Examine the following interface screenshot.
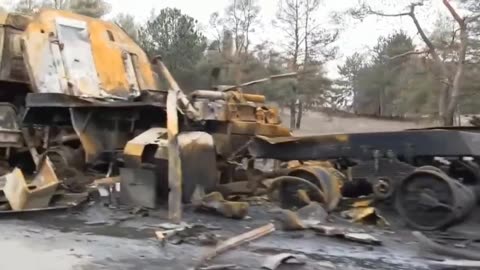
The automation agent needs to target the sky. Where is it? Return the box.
[106,0,401,51]
[1,0,451,77]
[106,0,450,77]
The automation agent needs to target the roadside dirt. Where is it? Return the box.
[280,111,433,135]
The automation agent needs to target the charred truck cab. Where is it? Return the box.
[18,9,168,172]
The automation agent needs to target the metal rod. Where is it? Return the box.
[152,56,200,120]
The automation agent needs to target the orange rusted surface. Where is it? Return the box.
[22,9,159,99]
[239,93,266,103]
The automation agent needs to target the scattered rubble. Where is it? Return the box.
[194,192,249,219]
[272,202,327,230]
[341,204,389,226]
[153,222,220,246]
[261,253,307,270]
[271,200,382,247]
[343,233,382,246]
[413,231,480,261]
[199,264,238,270]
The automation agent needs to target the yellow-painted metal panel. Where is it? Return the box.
[22,9,159,99]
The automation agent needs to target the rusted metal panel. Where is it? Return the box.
[55,17,101,97]
[177,132,217,202]
[190,89,284,134]
[3,158,59,210]
[123,127,168,166]
[121,128,169,208]
[241,93,266,103]
[193,99,228,121]
[122,129,217,208]
[0,12,31,83]
[0,104,22,148]
[251,129,480,161]
[22,9,159,100]
[119,167,158,209]
[230,121,291,137]
[287,165,343,211]
[69,109,100,163]
[69,108,140,164]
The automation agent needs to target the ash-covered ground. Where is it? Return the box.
[0,202,434,270]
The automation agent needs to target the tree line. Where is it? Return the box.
[4,0,480,128]
[336,0,480,126]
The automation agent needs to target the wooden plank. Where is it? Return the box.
[197,223,275,267]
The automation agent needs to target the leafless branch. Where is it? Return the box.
[449,28,461,48]
[443,0,465,27]
[368,2,423,18]
[368,9,411,17]
[444,0,469,120]
[466,14,480,24]
[387,50,429,60]
[409,9,436,55]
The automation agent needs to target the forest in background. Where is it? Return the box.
[3,0,480,128]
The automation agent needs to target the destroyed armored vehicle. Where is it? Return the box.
[0,9,294,211]
[1,9,480,232]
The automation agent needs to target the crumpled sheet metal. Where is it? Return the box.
[268,165,344,212]
[288,165,344,212]
[273,202,327,231]
[3,157,59,210]
[274,207,382,246]
[341,206,390,227]
[194,192,249,219]
[123,127,168,166]
[22,9,159,100]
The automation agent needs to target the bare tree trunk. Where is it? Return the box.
[54,0,67,9]
[369,3,456,125]
[409,7,452,124]
[438,84,450,123]
[444,0,468,127]
[290,0,300,130]
[379,89,384,116]
[297,0,310,131]
[290,99,296,130]
[295,99,303,129]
